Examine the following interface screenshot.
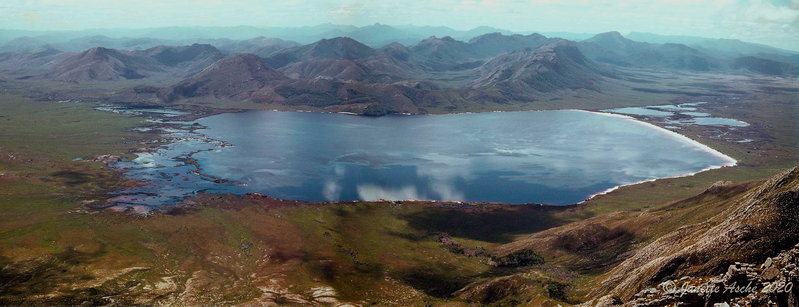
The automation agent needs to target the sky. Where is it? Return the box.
[2,0,798,50]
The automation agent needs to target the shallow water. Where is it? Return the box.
[110,110,737,208]
[685,117,749,127]
[603,102,748,128]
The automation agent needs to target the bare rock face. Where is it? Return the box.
[619,244,799,306]
[587,167,799,304]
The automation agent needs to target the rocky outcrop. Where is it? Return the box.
[92,154,123,164]
[603,243,799,306]
[587,167,799,303]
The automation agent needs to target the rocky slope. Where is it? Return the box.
[581,166,799,305]
[617,244,799,306]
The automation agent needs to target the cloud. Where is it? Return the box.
[714,0,799,48]
[356,184,422,201]
[322,180,342,201]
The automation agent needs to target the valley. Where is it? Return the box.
[0,24,797,306]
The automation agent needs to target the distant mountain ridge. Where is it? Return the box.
[263,37,376,68]
[578,31,716,71]
[626,31,798,58]
[577,31,799,75]
[0,24,517,50]
[151,37,609,114]
[1,30,796,114]
[46,47,159,82]
[31,44,224,82]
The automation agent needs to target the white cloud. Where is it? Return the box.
[356,184,422,201]
[322,180,342,201]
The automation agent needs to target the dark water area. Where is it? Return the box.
[110,109,736,210]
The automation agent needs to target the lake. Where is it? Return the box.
[112,109,736,209]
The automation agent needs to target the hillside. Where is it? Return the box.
[157,54,288,102]
[626,32,799,59]
[732,56,799,76]
[46,47,162,82]
[467,32,555,58]
[141,44,222,67]
[589,166,799,304]
[578,31,716,71]
[469,40,606,93]
[263,37,376,68]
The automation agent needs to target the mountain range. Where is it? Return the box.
[0,23,514,50]
[0,29,796,114]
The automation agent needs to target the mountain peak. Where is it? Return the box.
[470,40,602,92]
[418,36,464,47]
[585,31,629,43]
[82,46,116,56]
[470,32,503,41]
[311,37,373,51]
[467,32,554,57]
[316,36,363,45]
[47,46,154,82]
[421,36,456,43]
[159,54,287,102]
[600,31,624,37]
[583,31,639,51]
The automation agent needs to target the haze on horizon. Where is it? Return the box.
[2,0,798,51]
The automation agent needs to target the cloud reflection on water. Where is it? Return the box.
[118,110,736,206]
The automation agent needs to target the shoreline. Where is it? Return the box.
[574,109,739,203]
[102,105,743,209]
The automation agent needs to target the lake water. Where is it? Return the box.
[111,110,736,209]
[602,102,749,128]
